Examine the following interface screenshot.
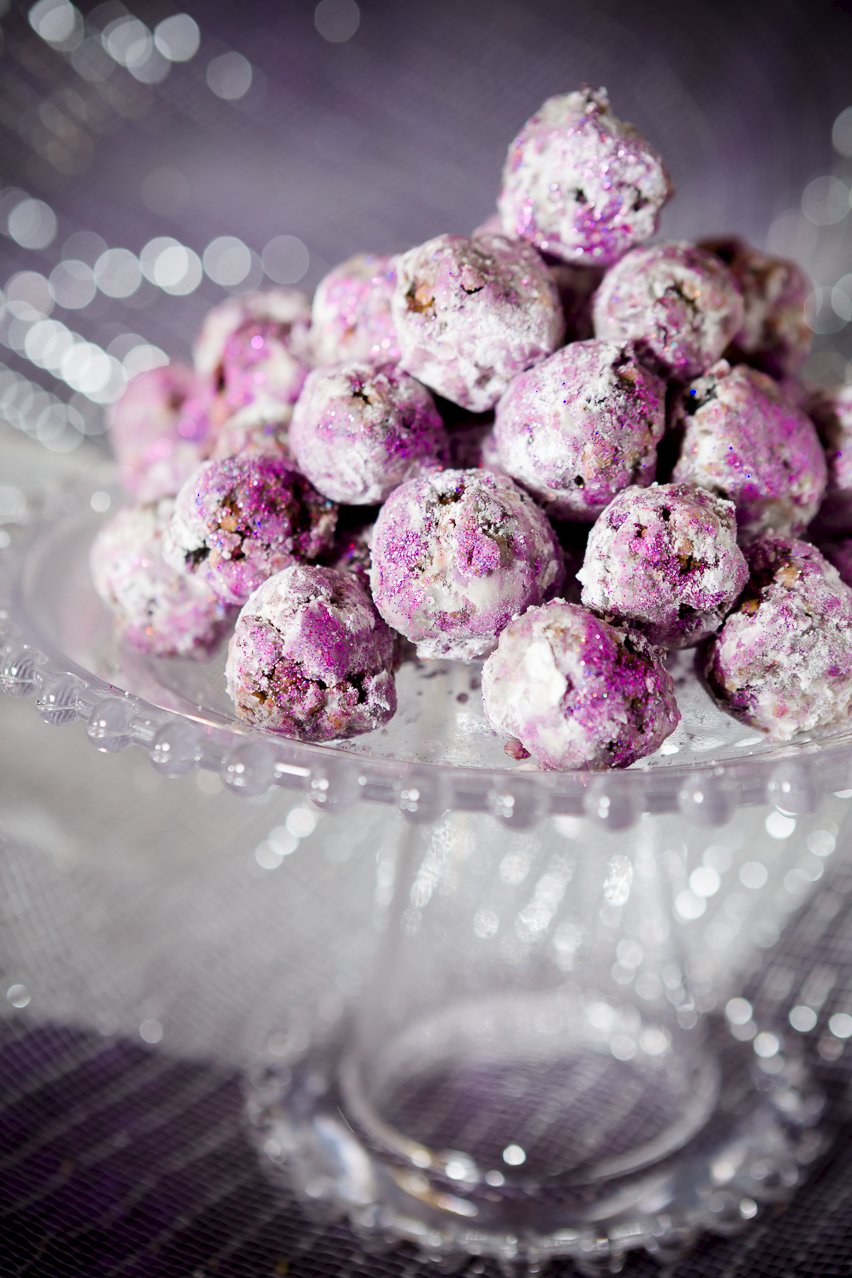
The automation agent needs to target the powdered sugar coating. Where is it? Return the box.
[482,601,680,770]
[164,455,336,606]
[91,500,230,657]
[289,362,449,505]
[672,362,827,537]
[226,565,396,740]
[807,384,852,531]
[311,253,400,366]
[193,288,311,383]
[109,364,213,501]
[578,483,748,648]
[498,88,671,266]
[494,340,665,520]
[593,242,745,380]
[703,536,852,740]
[700,237,811,379]
[391,233,565,412]
[220,319,308,416]
[370,468,564,661]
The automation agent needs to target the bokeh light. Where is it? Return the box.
[203,235,254,286]
[262,235,310,285]
[314,0,361,43]
[832,105,852,157]
[28,0,83,50]
[206,51,253,101]
[93,248,142,299]
[801,174,849,226]
[49,259,97,310]
[7,198,58,250]
[153,13,200,62]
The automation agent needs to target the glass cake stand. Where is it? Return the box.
[1,485,848,1275]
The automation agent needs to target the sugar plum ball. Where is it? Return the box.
[220,319,308,417]
[494,340,666,521]
[91,500,230,657]
[703,536,852,740]
[498,87,671,266]
[311,253,400,366]
[193,288,311,384]
[806,383,852,531]
[482,601,680,770]
[164,454,336,606]
[370,468,564,661]
[109,364,214,501]
[289,362,448,504]
[672,362,827,537]
[592,241,744,380]
[699,237,811,379]
[578,483,748,648]
[391,232,564,412]
[226,564,397,740]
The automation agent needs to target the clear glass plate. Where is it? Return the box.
[4,494,852,823]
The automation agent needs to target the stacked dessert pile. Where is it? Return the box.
[91,88,852,769]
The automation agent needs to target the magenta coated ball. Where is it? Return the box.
[699,237,811,380]
[289,362,448,505]
[193,288,311,383]
[807,383,852,532]
[498,87,672,266]
[91,500,231,657]
[311,252,400,366]
[593,241,745,380]
[703,537,852,740]
[391,232,564,412]
[494,340,666,521]
[370,468,564,661]
[109,363,213,502]
[220,319,309,416]
[672,362,827,537]
[482,601,680,770]
[208,402,293,462]
[226,564,397,740]
[578,483,748,648]
[164,454,337,606]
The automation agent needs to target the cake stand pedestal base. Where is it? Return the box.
[246,1014,824,1275]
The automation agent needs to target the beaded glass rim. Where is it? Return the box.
[2,480,852,827]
